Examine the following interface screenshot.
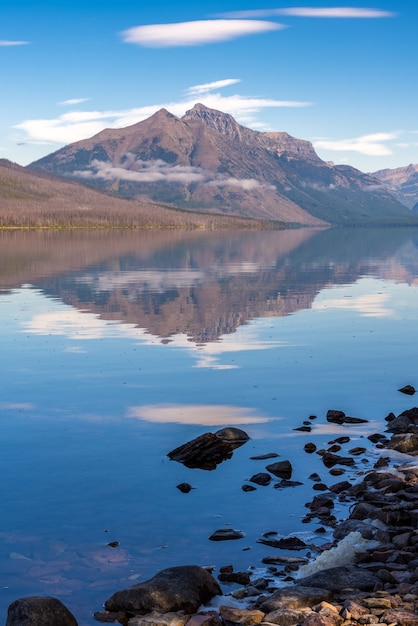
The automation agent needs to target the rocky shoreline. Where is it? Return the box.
[6,397,418,626]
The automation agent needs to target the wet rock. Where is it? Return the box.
[257,536,308,550]
[328,468,345,476]
[94,610,128,624]
[274,480,303,489]
[348,447,366,456]
[215,428,250,444]
[261,556,309,566]
[322,453,355,468]
[168,433,237,470]
[104,566,221,615]
[262,607,313,625]
[6,596,78,626]
[176,483,193,493]
[297,565,379,592]
[258,586,333,612]
[387,433,418,454]
[333,519,377,540]
[326,410,346,424]
[249,453,279,461]
[219,606,265,626]
[328,480,351,494]
[333,437,350,444]
[249,473,272,486]
[294,426,312,432]
[312,484,328,491]
[242,484,257,492]
[266,460,292,480]
[398,385,416,396]
[209,529,245,541]
[304,443,317,453]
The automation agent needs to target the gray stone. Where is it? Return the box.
[105,566,221,615]
[258,586,333,612]
[296,565,379,592]
[6,596,78,626]
[262,608,312,625]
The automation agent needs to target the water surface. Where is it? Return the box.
[1,227,418,624]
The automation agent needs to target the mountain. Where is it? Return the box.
[28,104,416,227]
[0,158,264,229]
[372,164,418,212]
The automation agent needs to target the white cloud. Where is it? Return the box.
[14,80,311,147]
[126,403,272,426]
[121,19,283,48]
[219,8,395,19]
[186,79,241,96]
[0,40,29,46]
[314,132,398,156]
[74,158,275,192]
[58,98,91,106]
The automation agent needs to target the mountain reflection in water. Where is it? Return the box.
[1,227,417,344]
[1,227,418,626]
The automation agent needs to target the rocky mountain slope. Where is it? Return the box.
[372,163,418,211]
[29,104,415,226]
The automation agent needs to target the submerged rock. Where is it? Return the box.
[104,565,221,615]
[6,596,78,626]
[209,529,245,541]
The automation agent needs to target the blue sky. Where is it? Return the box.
[1,1,417,173]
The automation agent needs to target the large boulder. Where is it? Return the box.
[104,565,221,615]
[168,429,248,470]
[6,596,78,626]
[296,565,378,593]
[258,586,333,612]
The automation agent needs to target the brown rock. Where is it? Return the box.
[380,609,418,625]
[299,614,339,626]
[258,586,333,612]
[129,612,189,626]
[219,606,265,626]
[104,566,221,615]
[6,596,78,626]
[262,608,313,625]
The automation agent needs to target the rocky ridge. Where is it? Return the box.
[28,104,415,226]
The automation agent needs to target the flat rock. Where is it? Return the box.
[296,565,379,592]
[6,596,78,626]
[209,529,245,541]
[257,536,307,550]
[215,428,250,443]
[104,566,221,615]
[322,453,354,468]
[258,586,333,612]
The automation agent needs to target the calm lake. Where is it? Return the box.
[1,227,418,624]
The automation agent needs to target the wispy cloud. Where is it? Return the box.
[219,7,396,19]
[58,98,91,106]
[186,79,241,96]
[121,19,283,48]
[0,40,30,46]
[14,80,312,147]
[314,132,399,156]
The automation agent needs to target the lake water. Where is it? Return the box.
[1,227,418,624]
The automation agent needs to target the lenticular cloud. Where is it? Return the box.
[121,19,282,47]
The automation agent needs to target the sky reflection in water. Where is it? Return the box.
[1,228,418,625]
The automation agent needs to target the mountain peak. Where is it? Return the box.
[182,103,245,140]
